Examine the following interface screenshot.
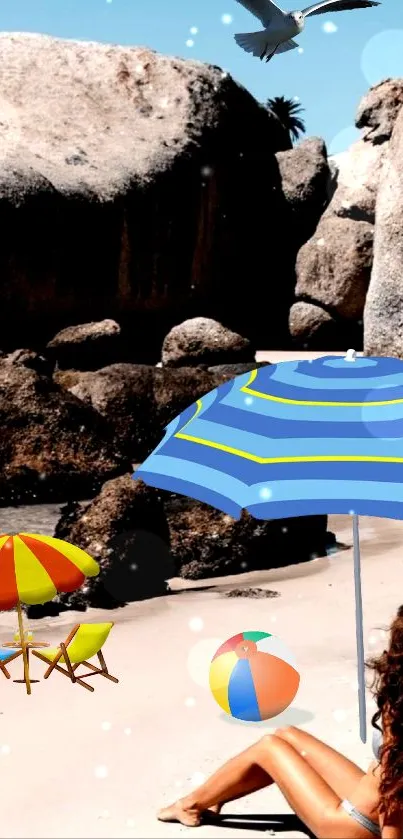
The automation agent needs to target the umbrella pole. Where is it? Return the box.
[352,514,366,743]
[16,600,31,696]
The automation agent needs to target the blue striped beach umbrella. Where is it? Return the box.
[134,350,403,742]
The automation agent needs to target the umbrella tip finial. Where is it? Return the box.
[345,349,357,363]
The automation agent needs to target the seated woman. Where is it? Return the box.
[158,605,403,838]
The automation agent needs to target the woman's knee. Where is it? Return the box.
[255,728,297,749]
[273,725,298,740]
[257,733,282,752]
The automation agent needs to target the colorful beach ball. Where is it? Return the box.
[209,631,300,722]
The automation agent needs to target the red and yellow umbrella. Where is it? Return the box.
[0,533,99,693]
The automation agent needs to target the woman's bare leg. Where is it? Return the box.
[158,725,366,825]
[275,726,364,799]
[158,739,275,826]
[158,733,368,837]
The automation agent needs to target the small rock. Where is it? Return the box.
[223,587,280,598]
[288,301,353,349]
[161,317,254,368]
[47,319,122,371]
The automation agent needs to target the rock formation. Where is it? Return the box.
[289,78,403,349]
[0,32,292,357]
[54,350,264,463]
[2,36,402,614]
[364,106,403,355]
[24,474,330,616]
[0,361,128,504]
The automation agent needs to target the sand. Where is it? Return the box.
[0,348,396,839]
[0,512,400,838]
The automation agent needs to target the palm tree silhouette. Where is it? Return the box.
[266,96,306,144]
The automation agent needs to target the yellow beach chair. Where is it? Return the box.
[32,622,118,692]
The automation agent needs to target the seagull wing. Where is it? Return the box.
[301,0,380,17]
[234,0,286,25]
[275,37,300,52]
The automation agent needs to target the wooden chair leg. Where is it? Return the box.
[78,657,119,683]
[60,644,76,683]
[98,651,119,683]
[32,649,65,679]
[0,663,11,679]
[74,677,95,692]
[44,651,64,679]
[98,651,108,672]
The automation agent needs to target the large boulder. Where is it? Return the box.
[356,78,403,144]
[33,476,330,616]
[208,360,268,384]
[0,32,292,356]
[364,107,403,356]
[275,137,332,247]
[56,363,216,461]
[161,317,254,367]
[0,361,128,505]
[28,475,172,617]
[328,80,403,224]
[152,365,223,434]
[294,216,374,321]
[55,360,262,461]
[290,80,403,350]
[329,140,387,224]
[46,319,123,370]
[158,495,330,580]
[62,363,157,461]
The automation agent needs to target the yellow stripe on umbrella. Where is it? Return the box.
[19,534,100,593]
[0,533,99,695]
[12,536,58,605]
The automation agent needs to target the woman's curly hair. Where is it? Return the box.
[366,604,403,819]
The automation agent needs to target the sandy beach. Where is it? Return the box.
[0,510,400,839]
[0,349,396,839]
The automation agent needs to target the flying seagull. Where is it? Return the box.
[234,0,380,62]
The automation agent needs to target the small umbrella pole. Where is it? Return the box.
[16,600,31,696]
[352,514,366,743]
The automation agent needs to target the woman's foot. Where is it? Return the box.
[157,799,221,826]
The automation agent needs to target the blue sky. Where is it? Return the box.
[2,0,403,152]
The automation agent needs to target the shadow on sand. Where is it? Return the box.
[218,706,315,728]
[204,811,314,837]
[205,709,317,835]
